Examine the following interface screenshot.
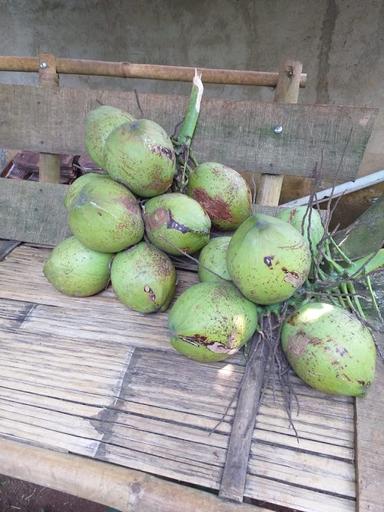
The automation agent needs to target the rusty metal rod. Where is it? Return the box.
[0,55,307,87]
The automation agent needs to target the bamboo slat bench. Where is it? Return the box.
[0,55,383,512]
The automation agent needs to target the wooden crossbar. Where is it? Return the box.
[0,84,376,179]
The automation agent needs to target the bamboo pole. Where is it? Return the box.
[38,53,61,183]
[256,59,303,206]
[0,55,307,87]
[0,438,269,512]
[0,55,37,72]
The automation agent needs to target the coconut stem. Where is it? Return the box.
[365,275,383,321]
[329,235,353,265]
[177,69,204,146]
[172,70,204,192]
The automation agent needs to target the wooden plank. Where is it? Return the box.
[0,179,69,244]
[0,239,21,260]
[0,179,316,246]
[0,298,36,329]
[219,338,269,501]
[0,83,376,179]
[355,354,384,511]
[248,443,355,497]
[38,52,61,183]
[256,174,284,206]
[245,476,354,512]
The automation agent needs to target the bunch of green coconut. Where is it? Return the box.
[44,77,380,399]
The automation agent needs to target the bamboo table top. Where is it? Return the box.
[0,245,358,511]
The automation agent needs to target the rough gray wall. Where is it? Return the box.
[0,0,383,173]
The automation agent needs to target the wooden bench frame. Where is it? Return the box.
[0,54,382,512]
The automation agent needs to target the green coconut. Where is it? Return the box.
[144,193,211,255]
[227,214,311,305]
[198,236,231,283]
[168,282,258,362]
[187,162,252,230]
[64,173,104,210]
[43,237,112,297]
[65,175,144,253]
[277,206,324,253]
[104,119,176,197]
[111,242,176,313]
[281,302,376,396]
[85,105,135,168]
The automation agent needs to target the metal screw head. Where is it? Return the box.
[273,125,283,135]
[39,62,48,69]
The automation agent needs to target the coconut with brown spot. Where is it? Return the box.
[143,193,211,255]
[226,213,311,305]
[168,281,258,362]
[281,302,376,396]
[65,174,144,253]
[111,242,176,313]
[104,119,176,197]
[187,162,252,230]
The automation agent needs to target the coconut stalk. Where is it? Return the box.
[172,69,204,192]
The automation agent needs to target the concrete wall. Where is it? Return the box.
[1,0,383,174]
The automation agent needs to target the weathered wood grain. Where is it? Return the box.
[0,178,289,245]
[248,442,355,497]
[355,353,384,512]
[0,83,377,179]
[0,179,70,244]
[0,239,21,260]
[219,338,269,501]
[0,245,357,512]
[245,476,354,512]
[0,331,355,512]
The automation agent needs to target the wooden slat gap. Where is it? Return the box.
[0,239,22,261]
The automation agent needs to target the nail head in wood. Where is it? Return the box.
[273,125,283,135]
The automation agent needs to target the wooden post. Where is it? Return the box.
[38,53,60,183]
[256,59,303,206]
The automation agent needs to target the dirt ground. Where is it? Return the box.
[0,474,107,512]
